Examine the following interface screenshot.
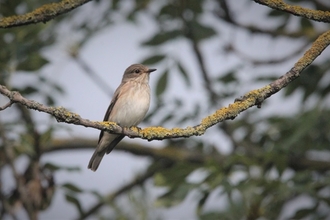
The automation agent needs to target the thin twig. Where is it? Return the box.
[72,55,113,97]
[0,101,13,111]
[227,41,311,65]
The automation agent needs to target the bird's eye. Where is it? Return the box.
[134,69,140,74]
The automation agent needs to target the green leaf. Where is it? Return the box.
[65,194,83,215]
[177,62,191,87]
[142,30,181,46]
[43,163,81,172]
[17,53,49,71]
[159,113,174,124]
[159,4,180,19]
[45,95,56,105]
[156,70,168,97]
[62,183,83,193]
[156,183,195,207]
[40,127,53,144]
[217,71,237,84]
[268,10,285,17]
[141,54,165,65]
[20,86,38,95]
[197,191,210,215]
[290,207,315,219]
[300,18,313,30]
[189,21,216,41]
[89,190,103,200]
[154,173,167,187]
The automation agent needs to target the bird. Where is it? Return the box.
[88,64,156,171]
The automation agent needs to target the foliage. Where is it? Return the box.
[1,0,330,219]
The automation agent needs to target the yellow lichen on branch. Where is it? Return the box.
[254,0,330,23]
[0,0,92,28]
[0,27,330,141]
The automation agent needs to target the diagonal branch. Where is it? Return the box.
[0,30,329,141]
[0,100,13,110]
[0,0,92,28]
[254,0,330,23]
[77,160,173,219]
[215,0,323,39]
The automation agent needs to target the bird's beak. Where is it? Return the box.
[147,68,157,73]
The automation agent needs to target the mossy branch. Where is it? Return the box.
[0,30,330,140]
[254,0,330,23]
[0,0,92,28]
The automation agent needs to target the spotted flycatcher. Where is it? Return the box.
[88,64,156,171]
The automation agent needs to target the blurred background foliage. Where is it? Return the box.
[1,0,330,219]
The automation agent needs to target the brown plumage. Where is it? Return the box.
[88,64,156,171]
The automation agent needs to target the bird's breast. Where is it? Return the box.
[110,83,150,127]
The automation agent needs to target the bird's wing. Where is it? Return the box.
[97,87,121,143]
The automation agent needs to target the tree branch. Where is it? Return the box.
[0,123,37,220]
[78,160,173,219]
[254,0,330,23]
[43,138,330,172]
[0,100,13,110]
[0,0,92,28]
[215,0,318,39]
[183,19,218,102]
[0,30,329,140]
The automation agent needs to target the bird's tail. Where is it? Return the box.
[88,149,106,172]
[88,135,125,171]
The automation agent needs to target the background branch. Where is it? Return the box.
[0,0,92,28]
[78,160,173,219]
[254,0,330,23]
[44,138,330,172]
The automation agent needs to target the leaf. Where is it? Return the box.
[65,194,83,215]
[197,191,210,215]
[290,207,315,219]
[89,190,103,200]
[141,54,165,65]
[154,173,167,187]
[268,10,285,17]
[52,83,65,94]
[156,183,195,207]
[17,52,49,71]
[20,86,38,95]
[177,62,191,87]
[156,70,168,97]
[142,30,181,46]
[43,163,81,172]
[159,4,180,19]
[40,127,53,144]
[45,95,55,106]
[62,183,83,193]
[189,20,216,41]
[159,113,174,125]
[217,71,237,84]
[300,18,313,30]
